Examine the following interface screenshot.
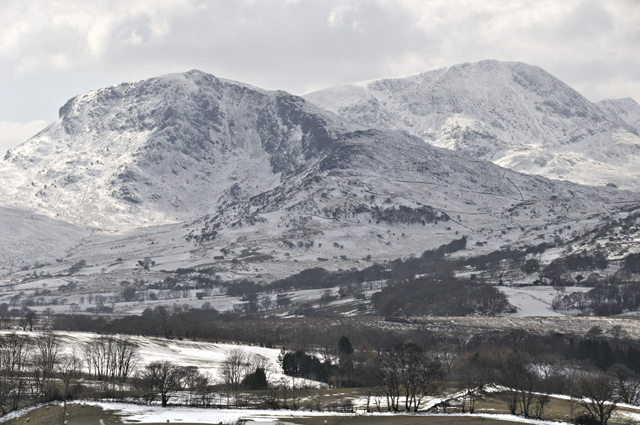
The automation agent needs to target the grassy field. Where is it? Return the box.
[280,417,548,425]
[2,404,123,425]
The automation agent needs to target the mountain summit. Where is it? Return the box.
[0,70,347,228]
[304,60,640,190]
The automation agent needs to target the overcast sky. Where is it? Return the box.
[1,0,639,152]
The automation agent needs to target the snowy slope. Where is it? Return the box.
[0,206,88,276]
[304,60,640,190]
[597,97,640,134]
[0,70,346,230]
[0,69,638,286]
[0,331,319,388]
[184,125,635,282]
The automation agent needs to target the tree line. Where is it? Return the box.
[1,322,638,424]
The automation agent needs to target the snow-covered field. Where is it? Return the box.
[72,402,577,424]
[0,399,582,424]
[76,402,349,424]
[498,285,592,317]
[0,330,323,389]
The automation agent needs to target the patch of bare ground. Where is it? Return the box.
[409,316,640,338]
[281,416,544,425]
[2,404,122,425]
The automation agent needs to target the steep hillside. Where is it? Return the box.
[598,97,640,134]
[184,125,634,283]
[304,60,640,190]
[0,70,347,229]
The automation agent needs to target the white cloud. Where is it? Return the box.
[0,121,48,154]
[0,0,638,122]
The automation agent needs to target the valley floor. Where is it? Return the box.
[9,397,640,425]
[0,401,577,425]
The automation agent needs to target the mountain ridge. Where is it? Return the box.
[304,60,640,190]
[0,66,638,282]
[597,97,640,134]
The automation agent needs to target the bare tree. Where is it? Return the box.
[154,305,179,339]
[83,335,139,383]
[30,330,60,401]
[289,376,304,410]
[0,332,30,413]
[19,308,37,331]
[82,336,112,381]
[375,350,401,412]
[395,342,443,412]
[136,361,187,407]
[57,351,81,422]
[531,394,551,420]
[577,375,620,425]
[374,343,444,412]
[0,332,30,373]
[0,378,13,415]
[248,353,272,383]
[259,296,272,312]
[112,335,139,383]
[219,349,248,393]
[0,372,27,415]
[609,363,640,406]
[456,352,493,413]
[182,366,211,407]
[500,350,538,418]
[518,371,537,419]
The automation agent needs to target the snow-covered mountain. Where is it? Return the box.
[0,206,88,276]
[597,97,640,134]
[0,68,638,281]
[304,60,640,190]
[0,70,347,229]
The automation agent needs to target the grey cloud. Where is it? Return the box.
[560,0,613,39]
[0,0,638,129]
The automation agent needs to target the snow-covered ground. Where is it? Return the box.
[498,285,592,317]
[7,393,640,425]
[0,330,322,388]
[0,205,89,276]
[0,400,576,424]
[0,400,578,424]
[80,402,577,424]
[76,402,347,424]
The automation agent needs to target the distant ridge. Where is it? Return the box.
[304,60,640,190]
